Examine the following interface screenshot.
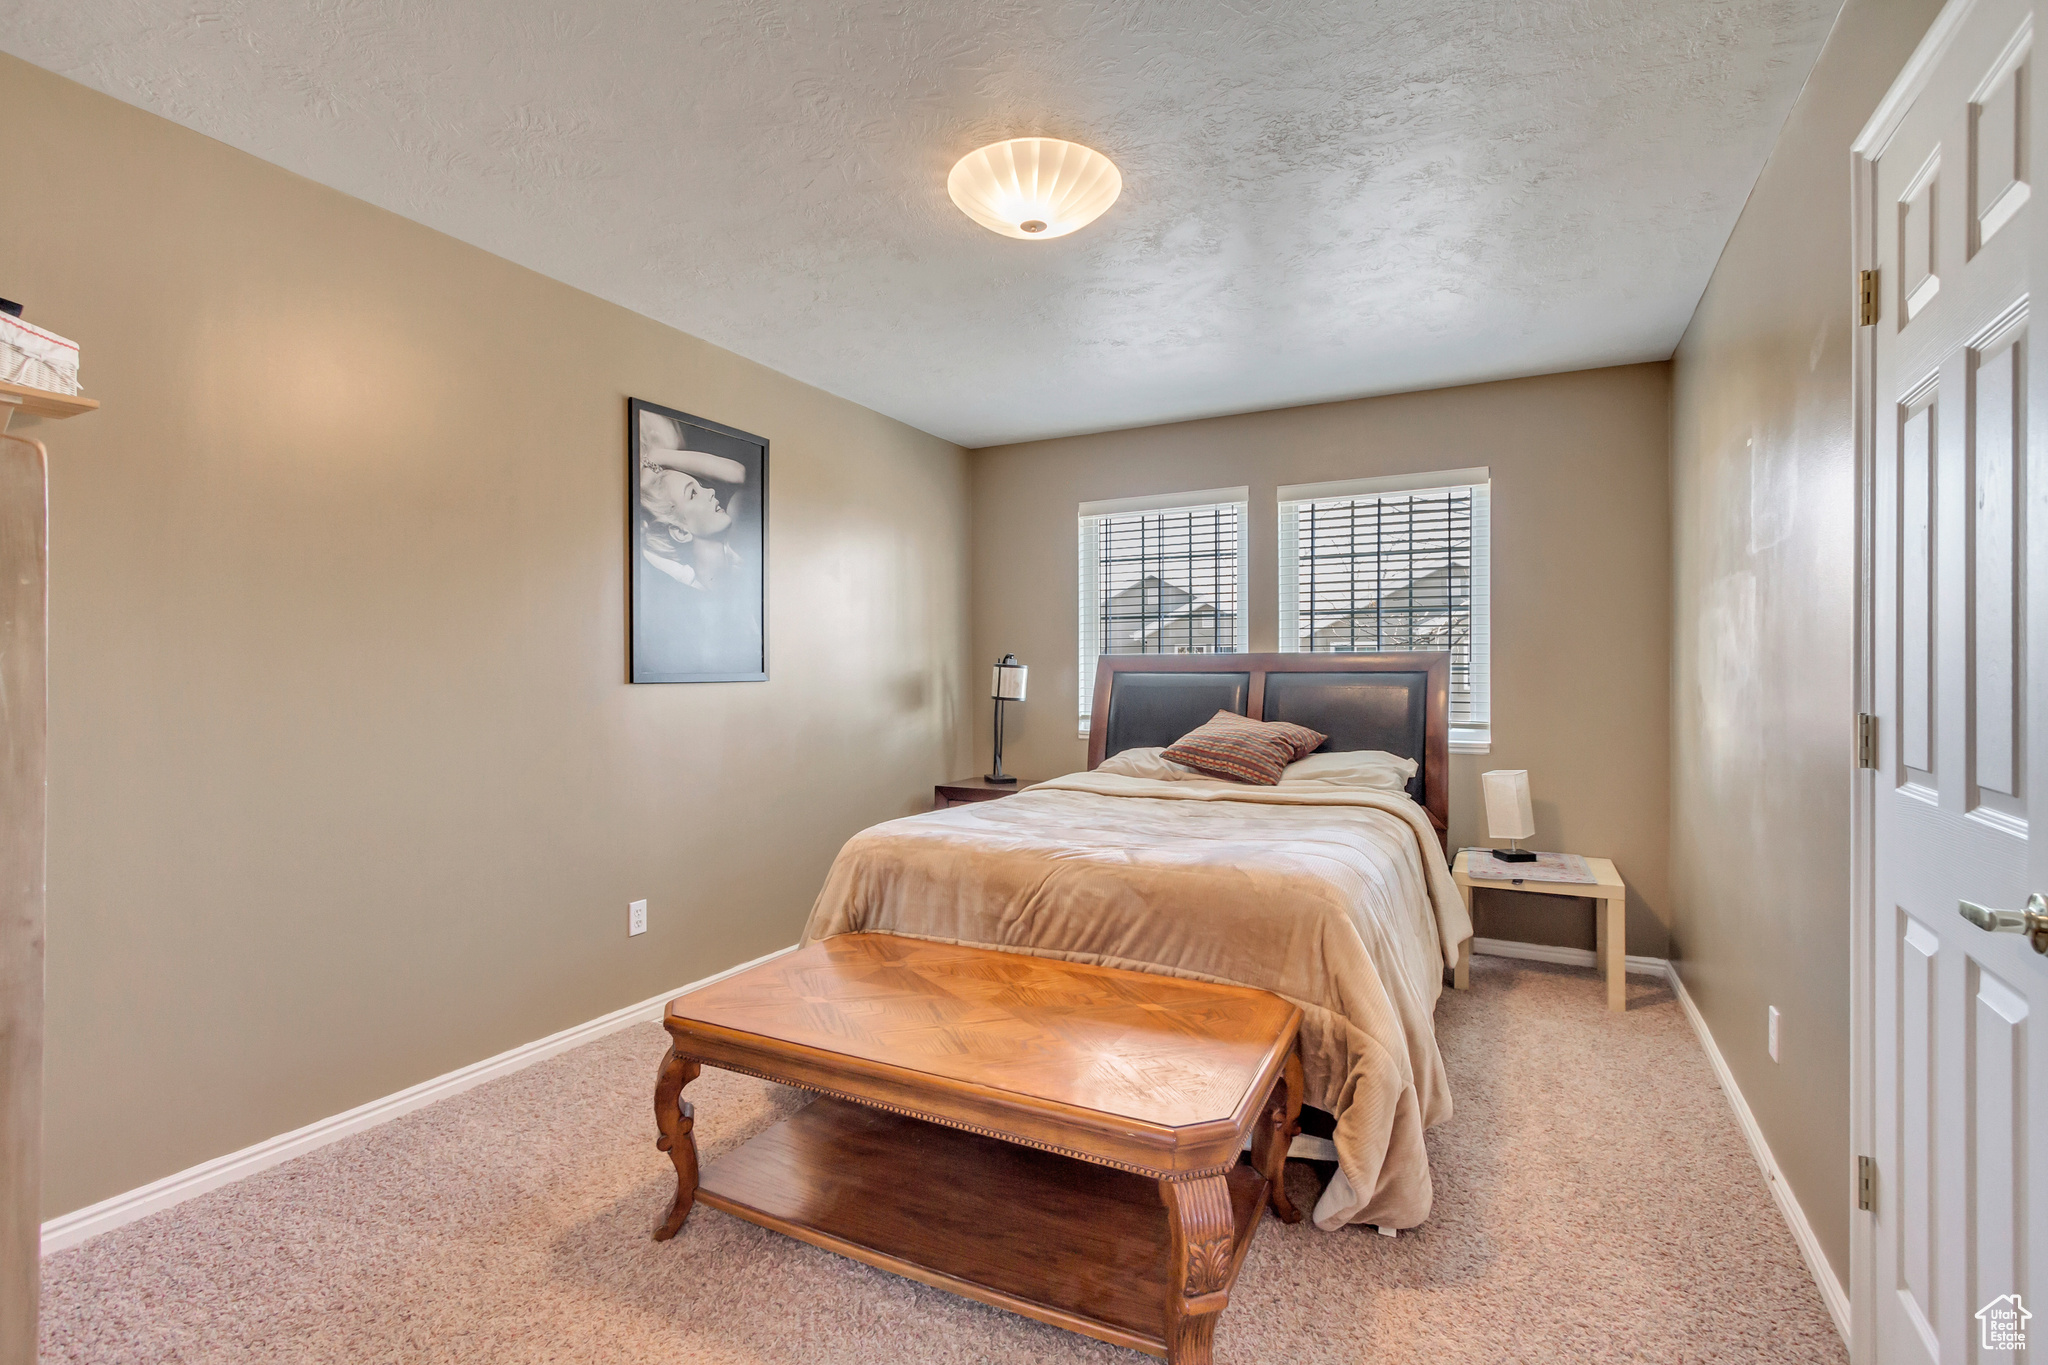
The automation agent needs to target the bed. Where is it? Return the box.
[800,651,1473,1231]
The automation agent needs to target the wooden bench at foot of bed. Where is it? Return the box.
[652,933,1306,1365]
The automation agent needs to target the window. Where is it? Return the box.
[1277,469,1491,751]
[1078,487,1249,731]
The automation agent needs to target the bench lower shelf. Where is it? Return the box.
[696,1097,1267,1358]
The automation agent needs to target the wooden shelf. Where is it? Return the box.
[696,1097,1266,1358]
[0,380,97,420]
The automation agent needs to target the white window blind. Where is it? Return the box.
[1277,469,1491,750]
[1078,488,1249,731]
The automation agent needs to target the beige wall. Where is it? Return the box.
[1668,0,1941,1285]
[970,363,1673,955]
[0,55,972,1219]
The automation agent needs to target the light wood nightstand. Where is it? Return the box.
[1452,849,1630,1012]
[933,777,1040,809]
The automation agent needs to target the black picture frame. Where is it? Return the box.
[628,398,769,683]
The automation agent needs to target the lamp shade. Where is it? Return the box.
[991,654,1028,701]
[947,138,1122,240]
[1481,770,1535,842]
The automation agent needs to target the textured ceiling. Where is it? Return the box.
[4,0,1840,446]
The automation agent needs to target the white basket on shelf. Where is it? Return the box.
[0,314,80,395]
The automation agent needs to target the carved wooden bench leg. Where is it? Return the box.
[653,1047,702,1241]
[1249,1050,1306,1224]
[1161,1174,1235,1364]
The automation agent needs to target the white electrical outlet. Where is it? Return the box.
[629,900,648,937]
[1768,1005,1780,1062]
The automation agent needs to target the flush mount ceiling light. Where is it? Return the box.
[946,137,1122,241]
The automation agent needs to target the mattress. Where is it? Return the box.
[800,769,1473,1230]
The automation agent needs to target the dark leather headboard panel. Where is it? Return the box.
[1086,652,1451,850]
[1100,672,1251,759]
[1261,670,1429,800]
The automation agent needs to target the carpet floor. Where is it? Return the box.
[39,956,1847,1363]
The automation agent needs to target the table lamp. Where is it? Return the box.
[1481,769,1536,862]
[986,654,1028,783]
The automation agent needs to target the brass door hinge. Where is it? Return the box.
[1857,1155,1877,1212]
[1857,713,1879,770]
[1859,269,1880,326]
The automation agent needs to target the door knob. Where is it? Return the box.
[1959,893,2048,954]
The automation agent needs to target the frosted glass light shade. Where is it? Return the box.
[947,138,1122,241]
[1481,770,1535,841]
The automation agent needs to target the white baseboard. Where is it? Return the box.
[1665,963,1852,1350]
[39,943,798,1256]
[1470,935,1668,977]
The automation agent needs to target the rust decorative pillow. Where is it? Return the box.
[1161,710,1328,785]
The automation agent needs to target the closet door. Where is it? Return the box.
[1868,1,2046,1360]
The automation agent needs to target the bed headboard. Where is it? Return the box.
[1086,652,1450,846]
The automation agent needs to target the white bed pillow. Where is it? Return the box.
[1279,748,1418,792]
[1094,746,1208,781]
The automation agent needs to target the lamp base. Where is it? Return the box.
[1491,847,1537,863]
[982,773,1019,785]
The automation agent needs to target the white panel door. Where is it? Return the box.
[1871,2,2046,1361]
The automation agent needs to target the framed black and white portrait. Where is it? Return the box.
[628,399,768,683]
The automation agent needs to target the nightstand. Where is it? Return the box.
[934,777,1041,809]
[1452,849,1630,1012]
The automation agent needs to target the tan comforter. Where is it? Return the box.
[799,770,1473,1231]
